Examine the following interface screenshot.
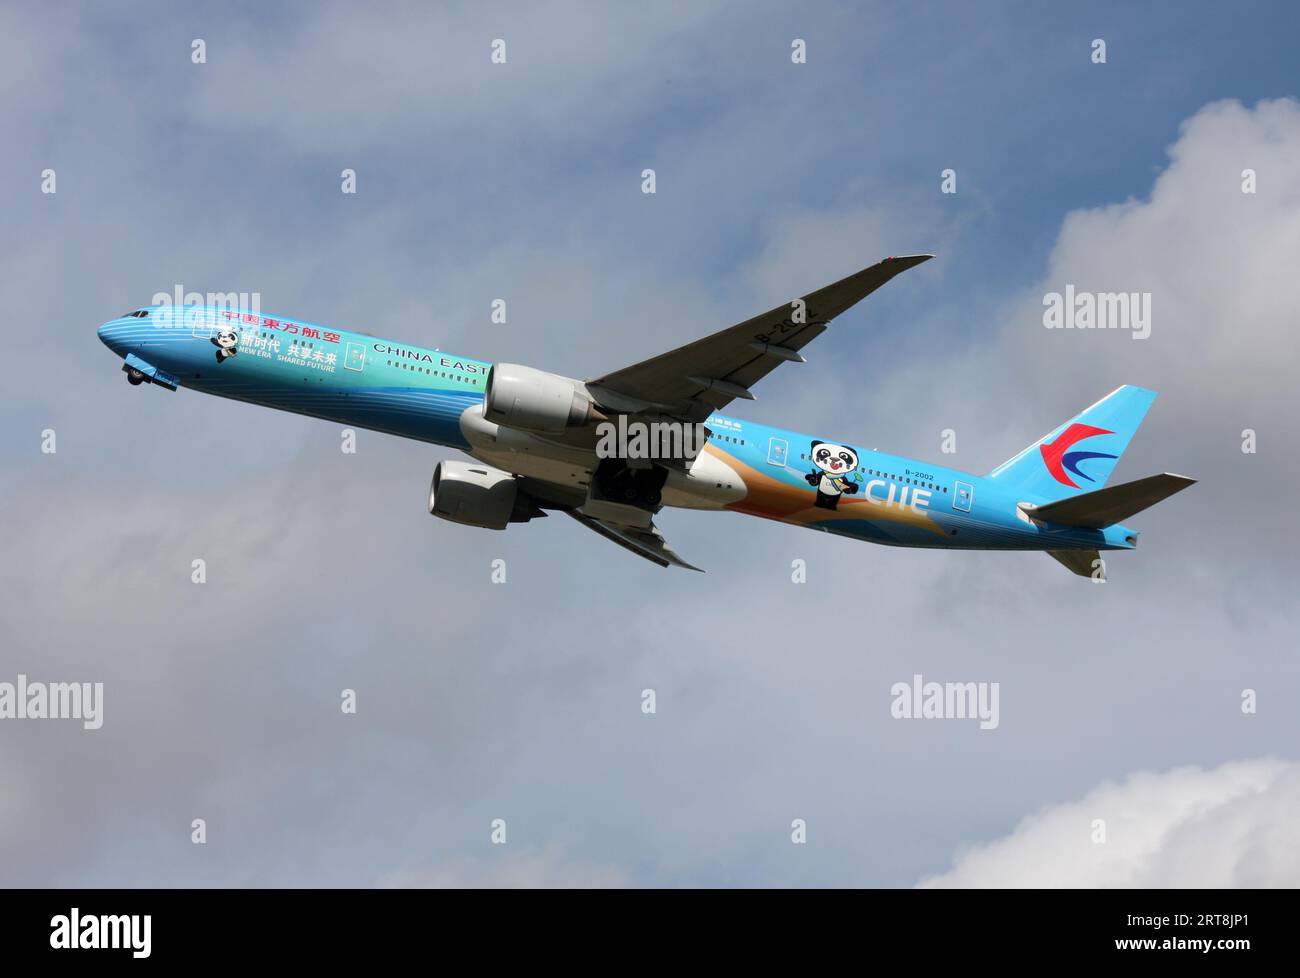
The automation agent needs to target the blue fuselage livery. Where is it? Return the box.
[101,309,490,448]
[98,261,1193,578]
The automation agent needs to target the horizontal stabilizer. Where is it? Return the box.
[1030,473,1196,529]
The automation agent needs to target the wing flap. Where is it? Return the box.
[567,511,703,571]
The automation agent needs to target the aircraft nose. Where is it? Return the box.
[97,318,129,355]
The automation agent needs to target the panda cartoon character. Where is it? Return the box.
[805,440,861,510]
[211,325,240,363]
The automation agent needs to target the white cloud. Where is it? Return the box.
[1018,98,1300,396]
[919,758,1300,888]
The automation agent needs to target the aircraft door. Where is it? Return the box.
[953,481,974,512]
[189,307,217,339]
[766,437,788,467]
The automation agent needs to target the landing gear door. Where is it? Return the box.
[766,437,788,467]
[953,481,974,513]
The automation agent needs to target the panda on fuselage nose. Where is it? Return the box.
[212,325,239,363]
[804,440,860,510]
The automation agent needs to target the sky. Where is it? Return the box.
[1,1,1297,887]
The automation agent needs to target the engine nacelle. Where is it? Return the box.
[483,363,597,433]
[428,460,544,530]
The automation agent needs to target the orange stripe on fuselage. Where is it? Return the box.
[702,444,947,537]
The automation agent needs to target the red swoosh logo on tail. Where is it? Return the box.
[1040,424,1113,488]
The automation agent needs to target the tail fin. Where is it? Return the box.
[988,385,1157,500]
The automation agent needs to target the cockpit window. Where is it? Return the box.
[122,310,150,318]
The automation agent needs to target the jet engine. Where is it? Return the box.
[483,364,598,433]
[428,460,545,530]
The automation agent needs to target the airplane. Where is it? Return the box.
[97,255,1194,578]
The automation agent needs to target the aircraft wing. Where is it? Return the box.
[587,255,932,419]
[566,510,704,572]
